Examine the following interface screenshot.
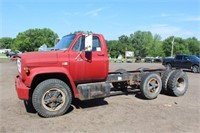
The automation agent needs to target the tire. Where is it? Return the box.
[32,79,72,118]
[140,73,162,99]
[112,69,128,90]
[166,63,172,70]
[161,70,175,91]
[167,70,188,96]
[191,65,199,73]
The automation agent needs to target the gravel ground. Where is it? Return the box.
[0,61,199,133]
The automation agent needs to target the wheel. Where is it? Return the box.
[112,69,128,90]
[32,79,72,117]
[140,73,162,99]
[167,70,188,96]
[165,63,172,70]
[161,70,175,91]
[191,65,199,73]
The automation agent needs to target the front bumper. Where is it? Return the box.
[15,75,30,100]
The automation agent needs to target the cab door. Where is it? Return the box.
[182,55,192,69]
[69,35,108,83]
[174,55,183,68]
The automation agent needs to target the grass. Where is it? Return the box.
[0,53,6,56]
[0,53,10,62]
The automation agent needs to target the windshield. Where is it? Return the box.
[190,55,200,60]
[54,34,76,50]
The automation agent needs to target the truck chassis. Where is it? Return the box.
[29,68,188,117]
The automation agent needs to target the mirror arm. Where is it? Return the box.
[75,50,84,60]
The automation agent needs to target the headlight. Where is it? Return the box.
[17,58,21,73]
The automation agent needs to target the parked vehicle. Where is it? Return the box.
[144,57,154,63]
[6,50,22,57]
[5,51,16,57]
[144,56,162,63]
[125,51,134,63]
[135,56,142,63]
[15,33,189,117]
[154,57,163,63]
[162,55,200,73]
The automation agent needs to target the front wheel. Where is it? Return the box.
[165,63,172,70]
[32,79,72,118]
[140,73,162,99]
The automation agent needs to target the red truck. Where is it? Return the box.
[15,33,189,117]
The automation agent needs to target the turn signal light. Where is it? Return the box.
[24,67,30,74]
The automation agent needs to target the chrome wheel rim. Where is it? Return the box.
[147,78,160,94]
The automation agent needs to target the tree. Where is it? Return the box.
[173,37,190,55]
[148,34,164,57]
[162,36,174,56]
[0,37,13,49]
[118,35,129,44]
[186,37,200,56]
[117,35,130,57]
[107,40,119,58]
[13,28,58,52]
[162,36,192,57]
[130,31,153,57]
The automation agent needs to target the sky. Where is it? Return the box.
[1,0,200,40]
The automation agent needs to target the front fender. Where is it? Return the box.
[24,67,79,98]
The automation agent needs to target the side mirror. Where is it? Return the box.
[84,34,93,52]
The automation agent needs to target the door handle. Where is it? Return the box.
[97,53,104,56]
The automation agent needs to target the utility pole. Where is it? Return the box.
[171,37,175,57]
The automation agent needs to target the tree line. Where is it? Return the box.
[0,28,58,52]
[107,31,200,58]
[0,28,199,57]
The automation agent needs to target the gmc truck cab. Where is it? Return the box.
[15,33,189,117]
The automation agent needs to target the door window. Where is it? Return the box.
[72,36,101,52]
[184,56,189,60]
[176,55,182,60]
[92,36,101,51]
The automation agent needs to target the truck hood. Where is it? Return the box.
[21,51,58,67]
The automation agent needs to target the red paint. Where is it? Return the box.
[15,33,109,100]
[15,75,30,100]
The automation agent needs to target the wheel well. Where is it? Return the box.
[30,73,73,98]
[192,64,199,67]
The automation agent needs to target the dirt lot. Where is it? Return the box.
[0,61,199,133]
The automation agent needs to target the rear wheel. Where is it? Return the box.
[167,70,188,96]
[161,70,175,91]
[32,79,72,117]
[140,73,162,99]
[191,65,199,73]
